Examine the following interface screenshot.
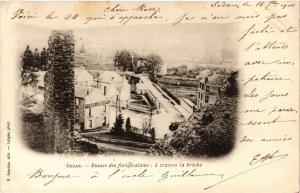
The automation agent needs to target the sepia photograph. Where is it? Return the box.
[1,1,299,193]
[19,23,239,157]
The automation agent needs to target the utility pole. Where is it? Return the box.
[95,72,100,88]
[118,87,122,113]
[115,95,118,122]
[118,93,121,113]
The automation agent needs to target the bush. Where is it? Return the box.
[111,114,124,135]
[169,122,180,132]
[125,117,131,133]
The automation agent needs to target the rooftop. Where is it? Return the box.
[75,66,93,81]
[89,70,124,83]
[206,73,226,86]
[75,86,109,104]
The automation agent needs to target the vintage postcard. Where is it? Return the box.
[0,1,299,193]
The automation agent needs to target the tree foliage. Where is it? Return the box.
[113,50,163,79]
[21,45,48,85]
[40,48,48,71]
[114,50,133,71]
[22,45,48,72]
[125,117,131,133]
[32,48,40,71]
[22,45,33,71]
[111,114,125,135]
[169,122,180,132]
[145,54,163,80]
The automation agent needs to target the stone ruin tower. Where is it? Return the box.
[44,30,75,153]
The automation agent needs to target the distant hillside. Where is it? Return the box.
[86,61,115,71]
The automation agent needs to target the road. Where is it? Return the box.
[138,75,189,138]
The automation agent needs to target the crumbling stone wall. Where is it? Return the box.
[44,30,75,153]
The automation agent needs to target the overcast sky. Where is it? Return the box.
[16,23,238,68]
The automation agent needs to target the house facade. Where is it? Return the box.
[75,87,110,131]
[196,73,225,109]
[91,70,131,108]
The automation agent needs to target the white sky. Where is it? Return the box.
[16,23,238,68]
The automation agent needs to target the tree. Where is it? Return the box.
[223,71,239,97]
[125,117,131,133]
[40,47,48,71]
[111,114,124,135]
[32,48,40,71]
[133,56,147,74]
[145,54,163,80]
[114,50,133,71]
[169,122,180,132]
[22,45,33,72]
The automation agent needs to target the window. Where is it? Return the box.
[75,107,79,115]
[104,86,107,96]
[103,117,106,126]
[205,96,209,103]
[75,98,79,105]
[206,86,210,92]
[104,105,106,113]
[88,108,92,117]
[200,93,203,100]
[89,120,92,128]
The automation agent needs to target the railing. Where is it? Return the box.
[180,98,195,114]
[161,87,181,105]
[128,103,151,114]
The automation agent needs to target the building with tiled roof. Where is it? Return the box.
[75,86,110,131]
[90,70,131,108]
[196,72,226,109]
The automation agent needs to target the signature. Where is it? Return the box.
[204,150,288,190]
[249,150,288,165]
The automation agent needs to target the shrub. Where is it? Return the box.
[125,117,131,133]
[169,122,180,132]
[111,114,124,135]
